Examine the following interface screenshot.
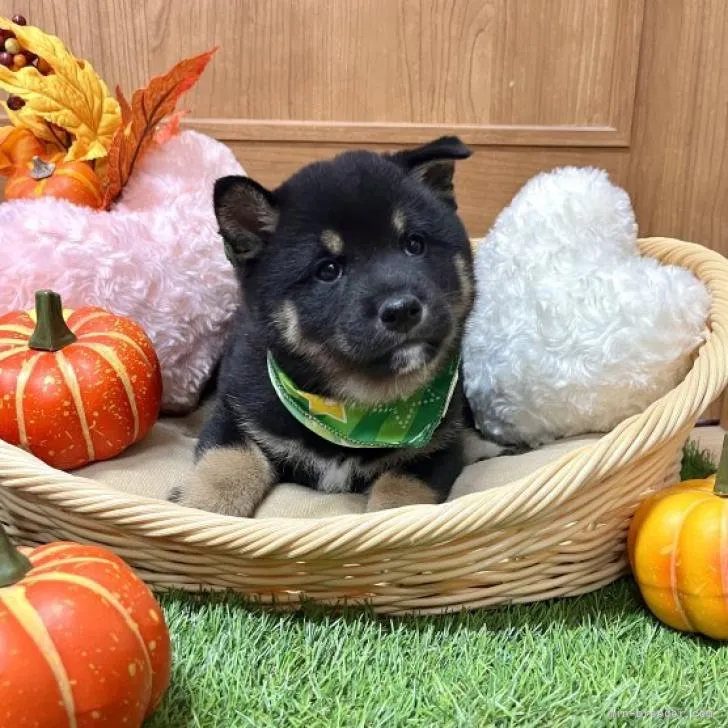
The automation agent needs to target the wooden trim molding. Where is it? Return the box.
[0,115,628,147]
[184,119,628,147]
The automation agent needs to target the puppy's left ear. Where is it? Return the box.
[389,136,472,208]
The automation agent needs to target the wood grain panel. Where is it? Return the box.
[626,0,728,421]
[626,0,728,255]
[1,0,644,146]
[228,141,630,236]
[623,0,728,423]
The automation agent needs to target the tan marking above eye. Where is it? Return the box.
[321,229,344,255]
[392,209,407,234]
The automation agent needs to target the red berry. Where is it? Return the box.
[36,57,51,74]
[0,51,12,68]
[7,95,25,111]
[12,53,26,69]
[11,15,27,26]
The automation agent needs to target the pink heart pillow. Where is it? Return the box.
[0,131,241,412]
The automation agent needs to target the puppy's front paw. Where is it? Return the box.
[366,473,439,512]
[168,444,274,518]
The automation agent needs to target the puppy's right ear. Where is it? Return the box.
[388,136,471,209]
[214,176,279,264]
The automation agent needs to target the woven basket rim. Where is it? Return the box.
[1,236,727,559]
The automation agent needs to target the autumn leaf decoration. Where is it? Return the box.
[0,17,120,161]
[102,48,217,208]
[0,13,218,209]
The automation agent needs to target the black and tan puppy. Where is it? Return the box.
[171,136,487,517]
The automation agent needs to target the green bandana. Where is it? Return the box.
[267,352,459,449]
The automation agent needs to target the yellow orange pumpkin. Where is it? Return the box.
[0,127,45,174]
[0,290,162,470]
[5,155,103,209]
[628,437,728,639]
[0,525,171,727]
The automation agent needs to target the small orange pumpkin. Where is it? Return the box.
[5,155,103,209]
[0,127,45,174]
[0,290,162,470]
[0,524,171,727]
[628,436,728,639]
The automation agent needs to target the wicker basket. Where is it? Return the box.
[2,237,727,615]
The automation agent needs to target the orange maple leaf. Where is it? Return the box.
[102,47,217,209]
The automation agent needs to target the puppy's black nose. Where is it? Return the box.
[379,295,423,333]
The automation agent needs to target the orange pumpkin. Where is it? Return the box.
[0,290,162,470]
[0,127,45,174]
[628,436,728,639]
[5,155,103,209]
[0,525,171,727]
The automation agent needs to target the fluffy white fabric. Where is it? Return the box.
[0,131,242,413]
[462,167,710,447]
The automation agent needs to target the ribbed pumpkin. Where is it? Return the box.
[0,290,162,470]
[0,127,45,173]
[4,155,103,209]
[0,525,171,727]
[628,436,728,640]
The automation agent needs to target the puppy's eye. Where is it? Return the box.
[402,233,425,256]
[315,259,343,282]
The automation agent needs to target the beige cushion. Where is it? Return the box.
[77,407,602,518]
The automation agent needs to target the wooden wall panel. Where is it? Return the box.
[1,0,644,145]
[626,0,728,255]
[624,0,728,421]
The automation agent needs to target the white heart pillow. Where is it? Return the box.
[462,167,710,447]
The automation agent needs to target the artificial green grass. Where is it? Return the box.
[681,439,719,481]
[146,442,727,728]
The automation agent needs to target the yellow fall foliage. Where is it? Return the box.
[3,103,58,145]
[0,18,121,162]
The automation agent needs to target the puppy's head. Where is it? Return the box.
[215,136,474,404]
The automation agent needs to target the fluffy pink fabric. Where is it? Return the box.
[0,131,242,413]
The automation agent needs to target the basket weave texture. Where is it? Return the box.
[1,238,727,615]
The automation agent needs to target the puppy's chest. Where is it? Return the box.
[271,440,377,493]
[247,424,404,492]
[302,455,363,494]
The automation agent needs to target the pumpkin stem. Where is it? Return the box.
[713,434,728,497]
[0,523,31,587]
[28,290,77,352]
[29,155,55,180]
